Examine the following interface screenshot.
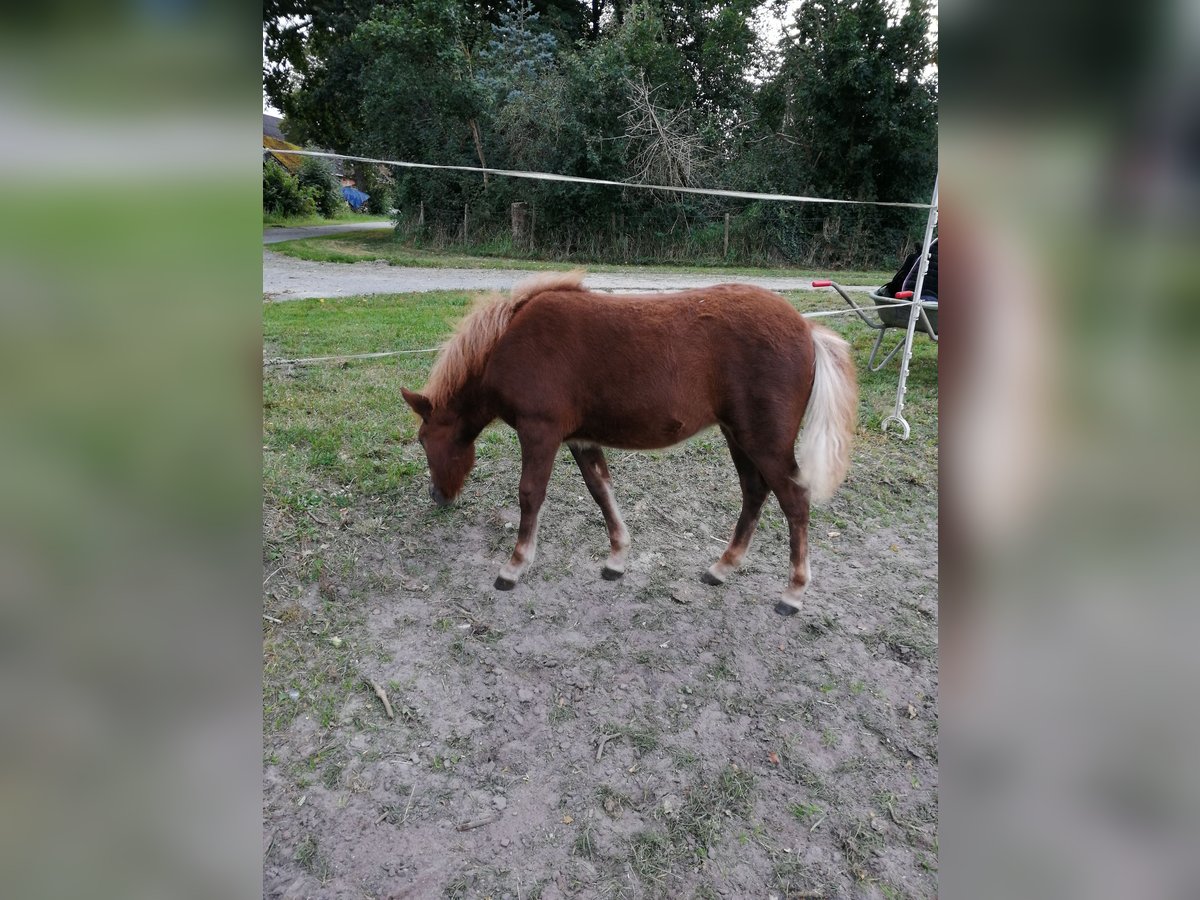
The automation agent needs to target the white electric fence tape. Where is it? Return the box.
[266,148,932,210]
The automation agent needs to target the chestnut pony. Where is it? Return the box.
[402,271,857,615]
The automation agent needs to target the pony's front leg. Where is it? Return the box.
[494,432,557,591]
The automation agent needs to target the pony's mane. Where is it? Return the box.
[423,270,586,407]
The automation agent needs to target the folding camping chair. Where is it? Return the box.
[812,238,938,372]
[812,282,938,372]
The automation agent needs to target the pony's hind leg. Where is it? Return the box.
[568,442,631,579]
[495,431,557,590]
[757,457,812,616]
[703,429,770,586]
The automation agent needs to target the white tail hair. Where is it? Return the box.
[797,325,858,503]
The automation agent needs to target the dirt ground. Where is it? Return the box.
[263,423,938,899]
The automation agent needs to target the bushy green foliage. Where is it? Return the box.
[263,160,317,218]
[296,157,348,219]
[357,164,395,216]
[264,0,937,268]
[744,0,938,264]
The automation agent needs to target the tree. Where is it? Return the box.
[621,74,709,186]
[263,0,389,148]
[479,0,559,102]
[745,0,938,264]
[261,0,938,266]
[654,0,765,128]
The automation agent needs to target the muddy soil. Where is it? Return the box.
[263,437,937,899]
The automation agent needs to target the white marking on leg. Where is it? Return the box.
[600,480,630,572]
[778,587,805,612]
[498,520,540,583]
[708,529,757,583]
[779,558,812,611]
[706,561,733,584]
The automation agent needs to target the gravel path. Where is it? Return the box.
[263,249,879,300]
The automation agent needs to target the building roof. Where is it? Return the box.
[263,114,349,178]
[263,113,286,142]
[263,134,305,174]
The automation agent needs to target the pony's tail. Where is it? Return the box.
[797,325,858,504]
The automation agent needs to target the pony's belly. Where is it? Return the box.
[567,416,712,451]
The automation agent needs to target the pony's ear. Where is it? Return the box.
[401,388,432,421]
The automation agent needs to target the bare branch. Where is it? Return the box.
[620,75,710,189]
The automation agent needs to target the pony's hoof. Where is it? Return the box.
[774,601,800,617]
[494,576,517,591]
[700,570,724,586]
[601,566,624,581]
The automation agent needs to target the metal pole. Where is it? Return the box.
[882,174,938,440]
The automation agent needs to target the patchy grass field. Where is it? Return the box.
[265,212,393,228]
[263,287,938,899]
[268,231,893,285]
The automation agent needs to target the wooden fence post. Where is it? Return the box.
[463,204,469,243]
[724,212,730,259]
[511,202,529,249]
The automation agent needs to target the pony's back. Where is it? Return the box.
[484,281,824,453]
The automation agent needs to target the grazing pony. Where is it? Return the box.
[402,271,857,615]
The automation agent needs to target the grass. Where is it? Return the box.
[839,818,886,881]
[264,212,392,228]
[294,834,332,882]
[263,290,471,503]
[600,722,660,754]
[572,821,599,860]
[790,801,824,823]
[268,230,893,283]
[629,830,672,883]
[548,697,578,725]
[772,858,826,897]
[597,785,635,817]
[627,765,756,888]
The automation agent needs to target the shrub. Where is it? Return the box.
[296,157,348,219]
[263,160,317,218]
[359,164,395,216]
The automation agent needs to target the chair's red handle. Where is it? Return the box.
[811,280,832,288]
[895,290,914,299]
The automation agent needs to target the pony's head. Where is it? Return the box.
[402,388,476,507]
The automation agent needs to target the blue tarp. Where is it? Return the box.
[341,186,370,210]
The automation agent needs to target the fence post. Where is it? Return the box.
[418,201,424,228]
[724,212,730,259]
[463,204,468,243]
[511,202,529,249]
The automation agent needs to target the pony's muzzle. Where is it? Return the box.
[429,483,450,507]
